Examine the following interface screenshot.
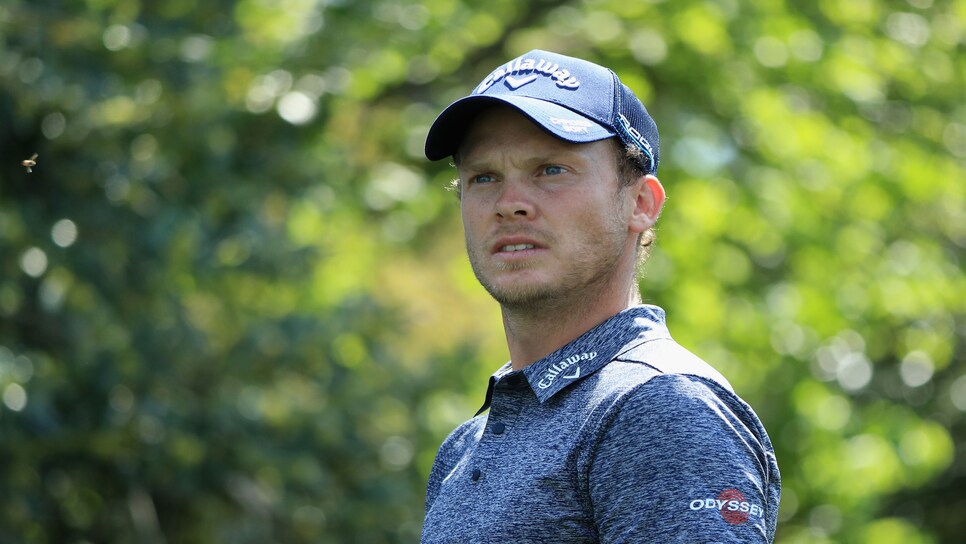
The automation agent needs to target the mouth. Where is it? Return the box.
[490,236,545,257]
[499,243,536,253]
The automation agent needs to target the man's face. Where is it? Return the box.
[456,106,639,311]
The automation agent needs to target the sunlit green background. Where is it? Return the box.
[1,0,964,542]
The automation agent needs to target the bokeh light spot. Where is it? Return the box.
[277,91,318,125]
[51,219,78,247]
[20,247,48,277]
[3,383,27,411]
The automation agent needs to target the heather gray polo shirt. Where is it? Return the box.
[422,305,780,543]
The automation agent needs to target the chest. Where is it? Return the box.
[422,392,604,543]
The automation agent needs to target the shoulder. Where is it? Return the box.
[586,370,781,542]
[581,338,740,418]
[425,415,486,508]
[602,373,762,445]
[429,413,486,477]
[585,339,771,452]
[578,338,781,541]
[612,337,735,392]
[435,414,485,462]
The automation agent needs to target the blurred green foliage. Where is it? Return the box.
[1,0,964,542]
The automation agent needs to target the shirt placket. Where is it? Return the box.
[467,373,529,485]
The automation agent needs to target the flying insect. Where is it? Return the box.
[22,153,38,173]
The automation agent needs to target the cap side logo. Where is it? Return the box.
[476,56,581,94]
[617,113,655,165]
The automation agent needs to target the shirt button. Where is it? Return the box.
[471,469,481,481]
[492,422,506,435]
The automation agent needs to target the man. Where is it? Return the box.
[421,50,780,543]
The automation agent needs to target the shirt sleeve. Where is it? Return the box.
[587,373,779,543]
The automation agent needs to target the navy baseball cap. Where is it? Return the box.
[425,49,660,175]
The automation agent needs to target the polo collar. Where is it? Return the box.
[476,305,671,415]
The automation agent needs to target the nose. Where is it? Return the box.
[494,178,535,220]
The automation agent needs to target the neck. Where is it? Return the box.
[502,283,640,371]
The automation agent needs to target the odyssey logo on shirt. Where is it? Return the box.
[688,488,763,525]
[537,352,596,389]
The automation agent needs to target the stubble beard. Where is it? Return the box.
[471,259,561,312]
[467,226,628,315]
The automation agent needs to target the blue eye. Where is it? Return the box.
[543,165,567,175]
[471,174,496,184]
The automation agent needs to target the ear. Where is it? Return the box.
[627,174,665,234]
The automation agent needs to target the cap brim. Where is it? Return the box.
[424,95,615,161]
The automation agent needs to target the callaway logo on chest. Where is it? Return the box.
[475,56,581,94]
